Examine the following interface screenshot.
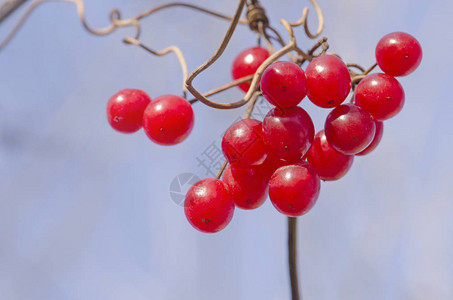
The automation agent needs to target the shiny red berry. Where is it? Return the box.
[268,161,321,217]
[305,55,352,108]
[106,89,151,133]
[222,119,268,167]
[142,94,194,145]
[304,130,354,181]
[354,73,405,121]
[232,47,270,93]
[356,120,384,156]
[262,107,315,162]
[258,153,294,181]
[376,32,422,77]
[260,61,307,108]
[325,104,376,155]
[184,178,235,233]
[222,164,268,210]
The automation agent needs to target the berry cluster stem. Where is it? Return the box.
[288,216,301,300]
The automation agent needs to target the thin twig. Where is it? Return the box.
[188,75,254,104]
[185,3,298,109]
[363,62,378,75]
[297,37,328,65]
[288,217,300,300]
[244,91,261,118]
[135,2,248,24]
[288,0,324,39]
[216,160,228,179]
[0,0,248,50]
[347,63,366,73]
[266,24,298,63]
[0,0,27,23]
[124,37,188,97]
[258,21,276,54]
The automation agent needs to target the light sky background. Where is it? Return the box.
[0,0,451,299]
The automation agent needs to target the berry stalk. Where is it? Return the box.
[288,217,301,300]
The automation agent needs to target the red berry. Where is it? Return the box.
[354,73,405,121]
[184,178,235,233]
[106,89,151,133]
[262,107,315,162]
[304,130,354,181]
[325,104,376,155]
[260,61,307,108]
[142,94,194,145]
[305,55,352,108]
[268,161,321,217]
[232,47,270,93]
[222,119,268,167]
[356,120,384,156]
[258,153,294,180]
[376,32,422,77]
[222,164,268,210]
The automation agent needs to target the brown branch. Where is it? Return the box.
[244,91,261,118]
[216,160,228,179]
[347,63,366,73]
[0,0,247,51]
[288,217,300,300]
[0,0,27,23]
[363,62,378,75]
[297,37,328,65]
[349,62,378,103]
[188,75,254,104]
[258,21,276,54]
[186,6,326,110]
[289,0,324,39]
[185,7,298,109]
[124,37,188,97]
[135,2,248,24]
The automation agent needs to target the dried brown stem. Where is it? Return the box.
[185,0,248,109]
[188,75,254,104]
[288,217,300,300]
[348,62,377,79]
[186,4,324,110]
[289,0,324,39]
[350,62,378,90]
[124,37,188,97]
[244,91,261,118]
[0,0,247,50]
[265,25,298,63]
[351,74,366,86]
[347,63,366,73]
[349,62,378,103]
[297,37,328,65]
[363,62,378,75]
[215,160,228,179]
[0,0,27,23]
[135,2,248,24]
[185,2,300,109]
[258,21,276,54]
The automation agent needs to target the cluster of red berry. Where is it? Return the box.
[107,91,194,145]
[106,32,421,234]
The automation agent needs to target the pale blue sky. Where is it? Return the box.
[0,0,451,299]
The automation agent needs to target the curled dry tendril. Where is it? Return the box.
[0,0,326,108]
[185,0,325,109]
[0,0,248,98]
